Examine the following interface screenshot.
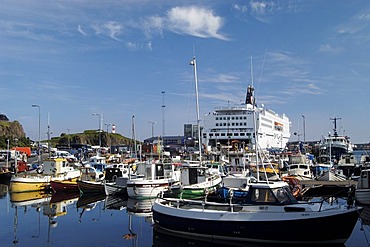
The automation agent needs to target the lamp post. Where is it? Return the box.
[105,123,111,133]
[92,113,102,147]
[161,91,165,137]
[6,139,9,169]
[14,137,18,173]
[32,104,41,164]
[302,115,306,144]
[148,121,156,138]
[67,128,70,149]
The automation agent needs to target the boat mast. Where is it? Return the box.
[190,56,202,164]
[250,56,260,181]
[131,115,137,159]
[330,117,341,137]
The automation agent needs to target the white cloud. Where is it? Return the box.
[78,25,87,36]
[165,6,228,40]
[233,4,248,13]
[318,44,342,54]
[92,21,123,41]
[250,1,268,16]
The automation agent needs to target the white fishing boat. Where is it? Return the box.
[126,160,181,199]
[319,117,355,162]
[284,152,314,180]
[164,160,223,199]
[355,169,370,205]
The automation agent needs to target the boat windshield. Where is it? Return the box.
[250,186,297,204]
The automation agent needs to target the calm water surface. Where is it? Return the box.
[0,182,369,247]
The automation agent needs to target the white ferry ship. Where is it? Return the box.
[203,85,291,152]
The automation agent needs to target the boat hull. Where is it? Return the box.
[126,179,174,199]
[50,179,79,193]
[77,180,107,195]
[10,176,50,193]
[153,200,360,244]
[355,189,370,205]
[105,182,127,196]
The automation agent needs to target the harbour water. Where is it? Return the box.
[0,182,369,247]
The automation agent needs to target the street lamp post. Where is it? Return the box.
[6,139,9,168]
[302,115,306,144]
[148,121,156,138]
[92,113,102,147]
[32,104,41,165]
[14,138,18,173]
[105,123,111,133]
[67,128,70,149]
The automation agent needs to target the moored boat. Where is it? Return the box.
[153,180,362,244]
[126,160,181,199]
[164,161,222,199]
[355,168,370,205]
[10,157,80,193]
[50,179,79,193]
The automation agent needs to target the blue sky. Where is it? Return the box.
[1,0,369,144]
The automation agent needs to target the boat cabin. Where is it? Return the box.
[358,169,370,190]
[43,157,75,175]
[135,162,180,180]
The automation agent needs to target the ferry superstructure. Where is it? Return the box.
[203,85,291,152]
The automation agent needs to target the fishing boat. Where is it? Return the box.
[10,157,81,193]
[319,117,355,162]
[104,162,136,195]
[164,161,222,199]
[50,180,79,193]
[284,152,314,180]
[355,169,370,205]
[126,160,181,199]
[153,179,361,244]
[77,164,107,195]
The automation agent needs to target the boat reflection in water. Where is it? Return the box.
[152,225,347,247]
[77,193,107,222]
[123,198,154,246]
[2,188,367,246]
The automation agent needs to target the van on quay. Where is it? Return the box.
[52,150,77,162]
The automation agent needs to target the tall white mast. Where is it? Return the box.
[190,57,202,164]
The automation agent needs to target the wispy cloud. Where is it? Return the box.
[233,1,302,23]
[318,44,342,54]
[78,25,87,36]
[337,8,370,35]
[92,21,123,41]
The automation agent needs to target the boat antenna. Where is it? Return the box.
[330,117,341,136]
[255,47,267,100]
[190,56,202,164]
